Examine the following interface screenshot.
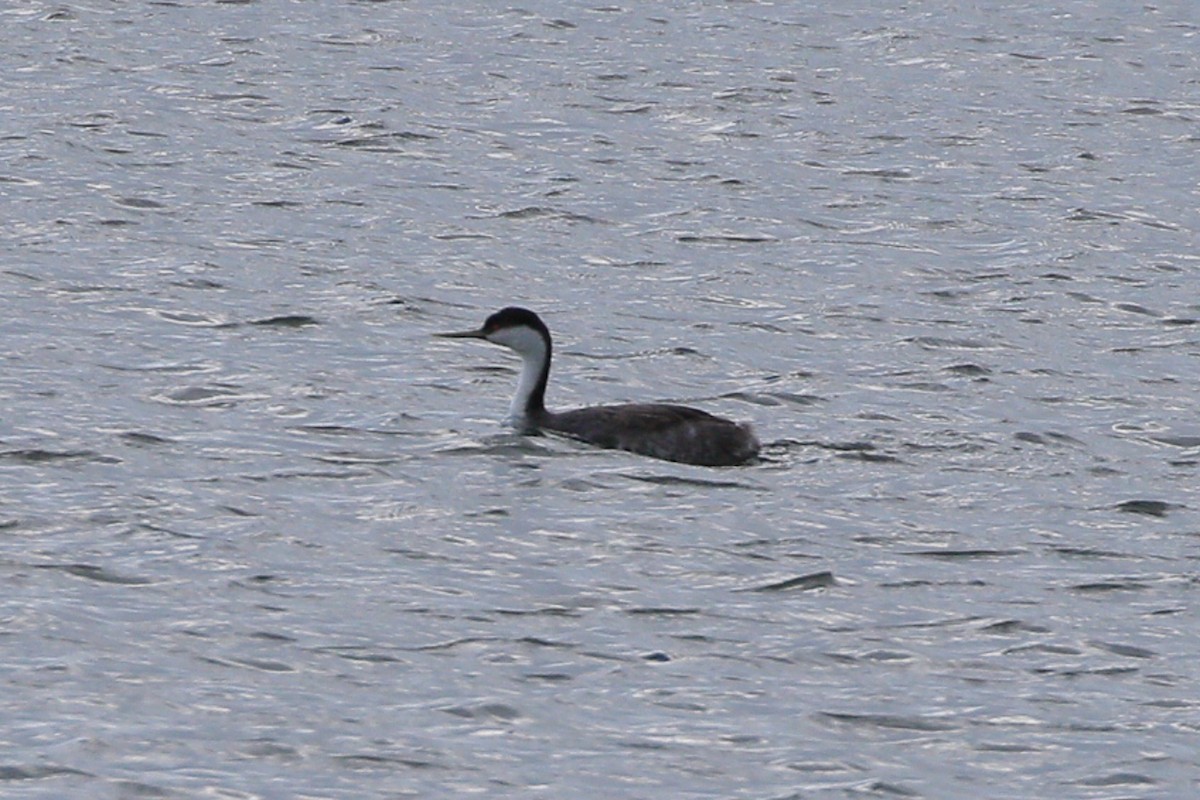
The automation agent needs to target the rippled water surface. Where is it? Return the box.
[4,1,1200,798]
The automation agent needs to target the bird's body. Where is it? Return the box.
[437,307,759,467]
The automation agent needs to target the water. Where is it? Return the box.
[3,1,1199,797]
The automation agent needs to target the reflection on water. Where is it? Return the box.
[2,1,1198,797]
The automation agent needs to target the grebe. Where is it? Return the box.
[437,307,759,466]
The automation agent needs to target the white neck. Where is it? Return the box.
[506,348,544,425]
[488,325,549,425]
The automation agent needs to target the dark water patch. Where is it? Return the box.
[924,287,971,300]
[479,206,604,224]
[1148,606,1187,617]
[624,607,701,616]
[0,448,116,465]
[1066,207,1179,231]
[218,505,259,518]
[217,235,288,249]
[782,762,859,777]
[2,268,44,282]
[251,199,305,208]
[333,131,439,149]
[441,702,521,721]
[433,231,496,241]
[0,174,41,186]
[1147,435,1200,448]
[323,648,407,664]
[555,477,608,492]
[856,780,921,797]
[676,231,777,243]
[944,363,991,376]
[1114,302,1158,316]
[1121,102,1163,115]
[200,90,271,103]
[979,619,1051,634]
[289,424,366,437]
[1049,545,1141,560]
[65,111,117,129]
[904,549,1025,560]
[876,576,938,587]
[462,507,512,518]
[841,167,914,180]
[332,753,441,770]
[1048,666,1139,678]
[109,778,176,797]
[1115,499,1176,517]
[514,637,577,651]
[136,523,204,540]
[382,545,457,562]
[114,196,167,210]
[1004,642,1082,657]
[410,637,500,652]
[837,449,902,464]
[201,656,295,673]
[903,439,988,455]
[1070,578,1151,593]
[894,381,953,393]
[118,431,176,446]
[35,563,155,585]
[746,570,836,592]
[807,440,878,453]
[1066,290,1105,304]
[829,649,913,665]
[236,743,297,762]
[905,336,996,350]
[617,739,671,751]
[1013,430,1083,446]
[0,764,91,781]
[727,540,802,559]
[819,712,960,733]
[1074,772,1157,787]
[1090,640,1155,659]
[493,607,580,618]
[522,671,573,682]
[249,314,320,328]
[620,473,761,490]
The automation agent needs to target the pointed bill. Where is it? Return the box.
[435,327,487,339]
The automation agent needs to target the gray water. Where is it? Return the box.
[3,1,1199,798]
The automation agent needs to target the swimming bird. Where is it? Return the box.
[437,307,759,466]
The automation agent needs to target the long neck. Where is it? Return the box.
[506,333,550,424]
